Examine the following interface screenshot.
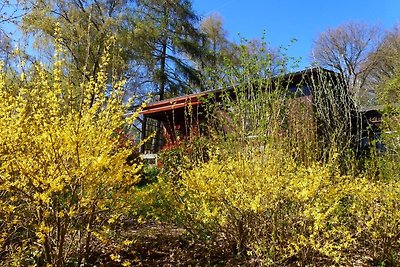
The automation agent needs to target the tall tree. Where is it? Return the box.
[133,0,202,100]
[367,25,400,91]
[197,12,237,90]
[374,26,400,105]
[132,0,203,151]
[21,0,136,85]
[0,0,23,69]
[0,30,12,67]
[311,22,382,105]
[200,13,227,67]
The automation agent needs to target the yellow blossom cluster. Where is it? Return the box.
[0,41,141,265]
[174,148,400,265]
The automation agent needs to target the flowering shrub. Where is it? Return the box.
[0,41,142,265]
[138,39,400,265]
[174,148,400,265]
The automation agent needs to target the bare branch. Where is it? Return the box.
[311,22,383,105]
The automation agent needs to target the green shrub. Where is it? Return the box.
[158,135,213,181]
[137,165,159,187]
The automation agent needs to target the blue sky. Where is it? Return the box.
[192,0,400,69]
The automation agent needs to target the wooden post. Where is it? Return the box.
[140,115,147,153]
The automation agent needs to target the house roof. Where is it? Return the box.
[140,67,336,121]
[140,91,210,116]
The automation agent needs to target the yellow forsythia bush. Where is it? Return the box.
[0,46,142,265]
[176,148,400,265]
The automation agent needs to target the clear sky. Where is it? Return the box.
[192,0,400,69]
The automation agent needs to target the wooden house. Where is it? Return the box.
[140,68,381,154]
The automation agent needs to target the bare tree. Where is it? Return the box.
[0,31,12,65]
[0,0,24,25]
[311,22,383,105]
[198,13,236,90]
[367,25,400,87]
[0,0,24,69]
[200,13,228,66]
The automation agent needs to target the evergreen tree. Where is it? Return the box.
[133,0,202,100]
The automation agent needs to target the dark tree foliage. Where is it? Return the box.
[133,0,203,100]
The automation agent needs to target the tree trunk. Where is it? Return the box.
[151,3,169,152]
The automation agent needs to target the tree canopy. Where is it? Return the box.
[311,22,383,105]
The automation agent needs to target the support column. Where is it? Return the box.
[140,115,147,154]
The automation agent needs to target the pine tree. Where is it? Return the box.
[133,0,203,99]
